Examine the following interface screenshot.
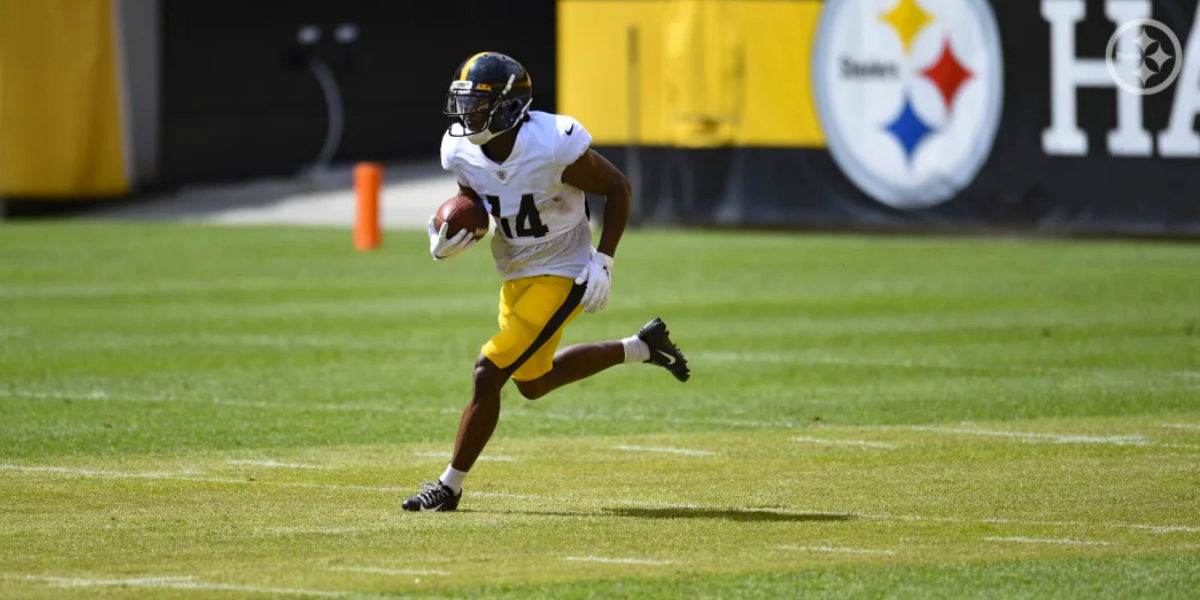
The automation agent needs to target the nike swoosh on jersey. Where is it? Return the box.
[655,349,676,365]
[565,124,575,136]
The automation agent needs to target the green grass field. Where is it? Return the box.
[1,222,1198,599]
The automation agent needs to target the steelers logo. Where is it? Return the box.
[814,0,1004,209]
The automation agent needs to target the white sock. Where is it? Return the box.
[439,465,467,493]
[621,335,650,363]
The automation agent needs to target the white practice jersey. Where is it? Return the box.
[441,111,594,281]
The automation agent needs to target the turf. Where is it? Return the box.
[1,222,1198,598]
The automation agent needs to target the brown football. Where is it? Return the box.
[435,194,490,240]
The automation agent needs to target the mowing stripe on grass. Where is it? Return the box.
[4,388,413,414]
[775,545,896,556]
[792,436,899,450]
[562,556,674,565]
[329,566,450,576]
[5,387,802,429]
[0,278,302,299]
[983,536,1113,547]
[6,573,345,597]
[613,445,715,456]
[7,464,1200,534]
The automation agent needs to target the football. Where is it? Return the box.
[435,194,490,240]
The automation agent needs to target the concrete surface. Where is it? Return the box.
[79,161,456,228]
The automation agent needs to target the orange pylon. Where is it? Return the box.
[354,162,383,251]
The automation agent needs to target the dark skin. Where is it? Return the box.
[448,121,632,473]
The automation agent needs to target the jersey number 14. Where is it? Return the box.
[485,194,549,239]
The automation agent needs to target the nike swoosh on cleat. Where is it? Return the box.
[419,503,443,512]
[655,349,676,365]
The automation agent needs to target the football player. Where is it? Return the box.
[402,52,690,512]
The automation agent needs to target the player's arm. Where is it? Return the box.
[562,149,631,258]
[458,184,482,203]
[562,149,630,312]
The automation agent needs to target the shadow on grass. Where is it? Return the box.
[603,507,853,523]
[468,506,854,520]
[461,507,854,523]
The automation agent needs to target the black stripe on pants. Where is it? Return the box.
[502,282,586,377]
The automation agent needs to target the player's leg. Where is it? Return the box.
[514,317,690,400]
[402,281,524,512]
[403,276,579,512]
[401,354,507,512]
[513,342,623,400]
[449,355,509,474]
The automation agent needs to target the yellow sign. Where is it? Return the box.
[558,0,826,148]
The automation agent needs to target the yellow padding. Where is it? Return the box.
[0,0,127,197]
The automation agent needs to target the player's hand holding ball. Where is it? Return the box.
[427,216,476,261]
[575,249,613,312]
[428,194,489,261]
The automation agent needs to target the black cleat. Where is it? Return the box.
[637,317,690,382]
[401,480,461,512]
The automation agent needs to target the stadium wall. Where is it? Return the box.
[4,0,1197,237]
[561,0,1200,235]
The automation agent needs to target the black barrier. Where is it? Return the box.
[160,0,556,185]
[593,0,1200,235]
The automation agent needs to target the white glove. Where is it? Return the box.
[574,250,614,313]
[428,216,477,261]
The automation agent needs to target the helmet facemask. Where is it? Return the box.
[444,75,531,145]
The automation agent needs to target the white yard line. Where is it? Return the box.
[983,536,1112,547]
[514,408,799,429]
[908,426,1200,449]
[908,426,1150,445]
[329,566,450,576]
[0,464,211,480]
[266,526,386,535]
[775,545,895,556]
[562,556,673,566]
[4,388,416,415]
[413,451,518,463]
[613,445,715,457]
[792,436,899,450]
[6,573,344,597]
[623,413,800,429]
[851,510,1200,534]
[3,390,112,401]
[210,398,407,413]
[227,460,321,469]
[473,491,541,501]
[1160,423,1200,431]
[22,575,195,586]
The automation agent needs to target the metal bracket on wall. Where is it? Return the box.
[297,23,360,174]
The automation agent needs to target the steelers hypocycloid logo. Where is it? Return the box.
[814,0,1003,209]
